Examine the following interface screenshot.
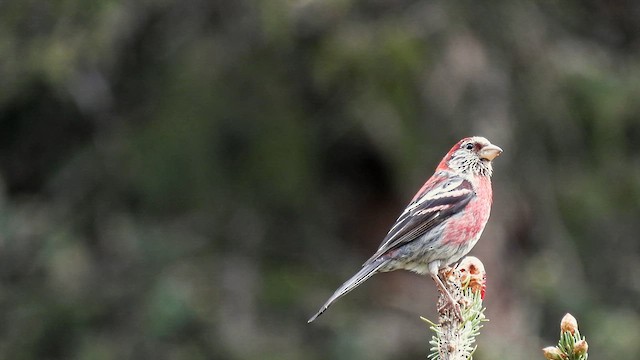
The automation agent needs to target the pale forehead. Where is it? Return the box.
[468,136,490,145]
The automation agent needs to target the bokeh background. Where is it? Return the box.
[1,0,640,359]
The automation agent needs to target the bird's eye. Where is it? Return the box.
[464,143,474,150]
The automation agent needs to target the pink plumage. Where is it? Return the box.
[308,136,502,323]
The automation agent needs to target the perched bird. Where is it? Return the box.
[308,136,502,323]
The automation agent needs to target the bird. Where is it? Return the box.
[308,136,502,323]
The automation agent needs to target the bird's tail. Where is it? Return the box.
[308,259,388,323]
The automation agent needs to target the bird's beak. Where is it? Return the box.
[479,144,503,161]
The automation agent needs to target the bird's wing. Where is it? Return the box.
[363,174,475,265]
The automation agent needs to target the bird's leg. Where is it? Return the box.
[431,272,463,321]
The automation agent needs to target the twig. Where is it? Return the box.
[424,257,488,360]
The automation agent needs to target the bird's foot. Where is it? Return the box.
[431,269,464,321]
[438,266,456,280]
[437,298,463,321]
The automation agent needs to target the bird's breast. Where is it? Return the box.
[442,180,492,245]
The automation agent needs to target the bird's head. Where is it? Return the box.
[436,136,502,177]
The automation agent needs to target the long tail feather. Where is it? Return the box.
[308,259,387,323]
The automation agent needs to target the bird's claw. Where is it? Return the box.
[438,266,455,277]
[452,302,463,321]
[438,298,463,321]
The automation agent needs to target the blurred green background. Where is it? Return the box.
[1,0,640,359]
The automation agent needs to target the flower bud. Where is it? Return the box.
[542,346,565,360]
[560,313,578,334]
[457,256,487,299]
[573,339,588,356]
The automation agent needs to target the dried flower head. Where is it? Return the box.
[560,313,578,334]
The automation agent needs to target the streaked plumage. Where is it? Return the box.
[308,136,502,323]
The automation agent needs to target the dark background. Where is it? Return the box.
[1,0,640,359]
